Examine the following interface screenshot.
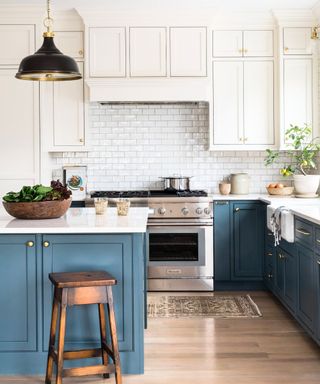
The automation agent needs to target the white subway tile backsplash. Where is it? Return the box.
[52,102,293,193]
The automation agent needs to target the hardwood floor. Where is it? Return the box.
[1,291,320,384]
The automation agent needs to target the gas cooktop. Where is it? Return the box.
[90,190,208,198]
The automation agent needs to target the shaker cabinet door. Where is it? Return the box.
[0,24,34,65]
[283,59,313,138]
[243,61,274,145]
[212,30,242,57]
[0,235,37,351]
[170,27,207,76]
[129,27,166,77]
[243,30,273,57]
[283,27,312,55]
[89,27,126,77]
[54,31,84,59]
[213,61,243,145]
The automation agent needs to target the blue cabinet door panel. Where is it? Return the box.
[283,250,297,312]
[232,203,263,280]
[0,235,37,352]
[42,234,134,352]
[297,245,316,333]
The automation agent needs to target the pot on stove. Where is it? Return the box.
[160,176,193,192]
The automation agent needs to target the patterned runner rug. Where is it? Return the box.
[147,294,262,318]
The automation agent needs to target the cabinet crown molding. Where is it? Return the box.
[272,9,316,25]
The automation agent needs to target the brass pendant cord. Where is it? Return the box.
[43,0,54,37]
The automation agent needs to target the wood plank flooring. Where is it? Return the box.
[1,291,320,384]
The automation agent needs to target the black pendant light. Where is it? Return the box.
[16,0,82,81]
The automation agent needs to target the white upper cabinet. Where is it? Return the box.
[243,31,273,57]
[54,31,84,59]
[0,25,34,65]
[170,27,207,76]
[213,30,273,57]
[213,31,242,57]
[283,28,312,55]
[129,27,166,77]
[0,68,38,182]
[212,61,274,148]
[89,27,126,77]
[283,59,313,134]
[243,61,274,145]
[52,62,85,147]
[213,61,243,145]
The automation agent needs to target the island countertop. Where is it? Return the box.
[0,207,149,234]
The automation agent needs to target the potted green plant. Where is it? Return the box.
[265,124,320,196]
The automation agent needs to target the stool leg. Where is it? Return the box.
[98,303,110,379]
[107,286,122,384]
[45,291,59,384]
[56,291,67,384]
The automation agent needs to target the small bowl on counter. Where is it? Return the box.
[266,184,294,196]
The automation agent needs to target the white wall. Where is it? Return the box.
[51,102,291,193]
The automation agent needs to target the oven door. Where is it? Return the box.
[147,225,213,279]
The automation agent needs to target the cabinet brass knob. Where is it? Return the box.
[239,137,243,142]
[243,49,248,53]
[234,207,240,212]
[43,241,50,248]
[26,241,34,247]
[79,138,84,143]
[79,49,83,55]
[279,253,285,259]
[244,137,248,142]
[284,47,289,52]
[238,49,243,53]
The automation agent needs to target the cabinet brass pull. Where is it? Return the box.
[317,260,320,265]
[238,49,243,53]
[243,49,248,53]
[268,232,273,236]
[279,253,286,259]
[316,239,320,244]
[26,241,34,247]
[234,207,240,212]
[267,252,273,256]
[244,137,248,142]
[268,273,273,279]
[296,228,311,236]
[78,49,83,55]
[43,241,50,248]
[79,138,84,143]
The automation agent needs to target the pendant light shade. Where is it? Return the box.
[16,0,82,81]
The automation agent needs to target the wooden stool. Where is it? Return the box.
[45,271,122,384]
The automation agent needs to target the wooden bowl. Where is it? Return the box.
[266,186,294,196]
[2,198,72,219]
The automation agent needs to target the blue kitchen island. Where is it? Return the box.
[0,207,148,376]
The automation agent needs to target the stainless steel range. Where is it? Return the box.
[88,190,213,291]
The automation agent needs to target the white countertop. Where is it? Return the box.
[0,207,149,234]
[212,193,320,225]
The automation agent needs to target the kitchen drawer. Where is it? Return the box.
[295,218,313,250]
[315,227,320,252]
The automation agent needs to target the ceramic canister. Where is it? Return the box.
[230,173,250,194]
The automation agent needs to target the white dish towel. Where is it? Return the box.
[270,206,290,246]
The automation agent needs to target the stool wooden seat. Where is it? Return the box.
[45,271,122,384]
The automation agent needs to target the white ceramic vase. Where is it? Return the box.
[293,174,320,196]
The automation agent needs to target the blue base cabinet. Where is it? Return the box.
[0,233,145,375]
[214,200,264,290]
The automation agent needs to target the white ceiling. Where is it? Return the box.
[1,0,320,11]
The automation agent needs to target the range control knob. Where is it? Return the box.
[158,207,166,215]
[204,207,211,215]
[182,208,189,216]
[196,208,203,215]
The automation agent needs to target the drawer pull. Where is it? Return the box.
[267,252,273,256]
[268,273,273,279]
[234,207,240,212]
[296,228,311,236]
[317,260,320,265]
[279,253,286,259]
[316,239,320,244]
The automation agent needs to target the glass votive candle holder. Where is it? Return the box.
[116,198,130,216]
[94,198,108,215]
